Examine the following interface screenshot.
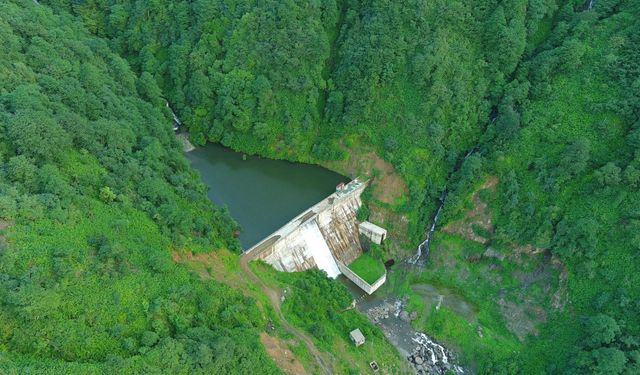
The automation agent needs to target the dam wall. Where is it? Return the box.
[246,180,366,277]
[316,192,363,265]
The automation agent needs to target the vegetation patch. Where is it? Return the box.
[348,254,386,284]
[442,176,497,244]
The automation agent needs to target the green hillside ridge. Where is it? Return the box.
[0,2,276,372]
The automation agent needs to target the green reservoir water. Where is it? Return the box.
[187,143,347,249]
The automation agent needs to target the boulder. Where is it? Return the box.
[400,310,410,322]
[483,247,505,261]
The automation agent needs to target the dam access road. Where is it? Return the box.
[240,249,333,375]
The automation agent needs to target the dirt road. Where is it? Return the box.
[240,252,333,375]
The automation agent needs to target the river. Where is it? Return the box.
[187,143,346,249]
[339,274,466,374]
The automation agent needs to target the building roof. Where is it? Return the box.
[359,221,387,236]
[350,328,365,342]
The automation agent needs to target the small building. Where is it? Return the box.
[369,361,380,372]
[359,221,387,244]
[350,328,365,347]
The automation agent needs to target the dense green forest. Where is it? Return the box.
[2,0,640,373]
[40,0,559,239]
[0,2,279,373]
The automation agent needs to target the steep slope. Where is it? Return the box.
[435,1,640,373]
[42,0,556,245]
[0,2,278,373]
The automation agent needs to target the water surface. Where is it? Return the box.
[187,143,346,249]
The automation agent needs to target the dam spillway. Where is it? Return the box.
[245,179,386,293]
[293,220,341,277]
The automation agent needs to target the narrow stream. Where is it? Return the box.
[408,190,447,265]
[409,148,478,265]
[381,146,481,372]
[166,101,182,130]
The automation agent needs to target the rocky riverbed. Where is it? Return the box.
[362,296,464,374]
[408,332,464,374]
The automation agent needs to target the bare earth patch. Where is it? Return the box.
[325,150,408,205]
[496,250,567,340]
[369,153,408,205]
[442,176,498,243]
[550,257,569,311]
[497,298,545,341]
[260,332,307,375]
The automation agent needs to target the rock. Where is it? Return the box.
[483,246,505,261]
[400,311,410,322]
[467,254,482,262]
[410,311,418,320]
[415,356,424,365]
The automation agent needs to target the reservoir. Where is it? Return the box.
[187,143,347,249]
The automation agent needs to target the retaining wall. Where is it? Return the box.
[337,261,386,295]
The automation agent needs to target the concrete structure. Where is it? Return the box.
[350,329,365,346]
[369,361,380,372]
[245,178,388,294]
[359,221,387,245]
[337,260,387,295]
[246,179,365,274]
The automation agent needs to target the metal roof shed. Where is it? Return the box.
[350,328,365,346]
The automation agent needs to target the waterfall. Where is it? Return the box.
[408,192,445,265]
[166,101,182,131]
[408,147,477,265]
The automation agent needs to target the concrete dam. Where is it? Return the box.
[245,179,387,294]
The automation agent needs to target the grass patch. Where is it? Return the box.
[348,253,386,284]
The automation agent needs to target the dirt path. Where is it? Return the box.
[240,252,333,375]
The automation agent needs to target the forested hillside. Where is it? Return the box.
[0,2,278,373]
[42,0,561,240]
[480,2,640,372]
[3,0,640,373]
